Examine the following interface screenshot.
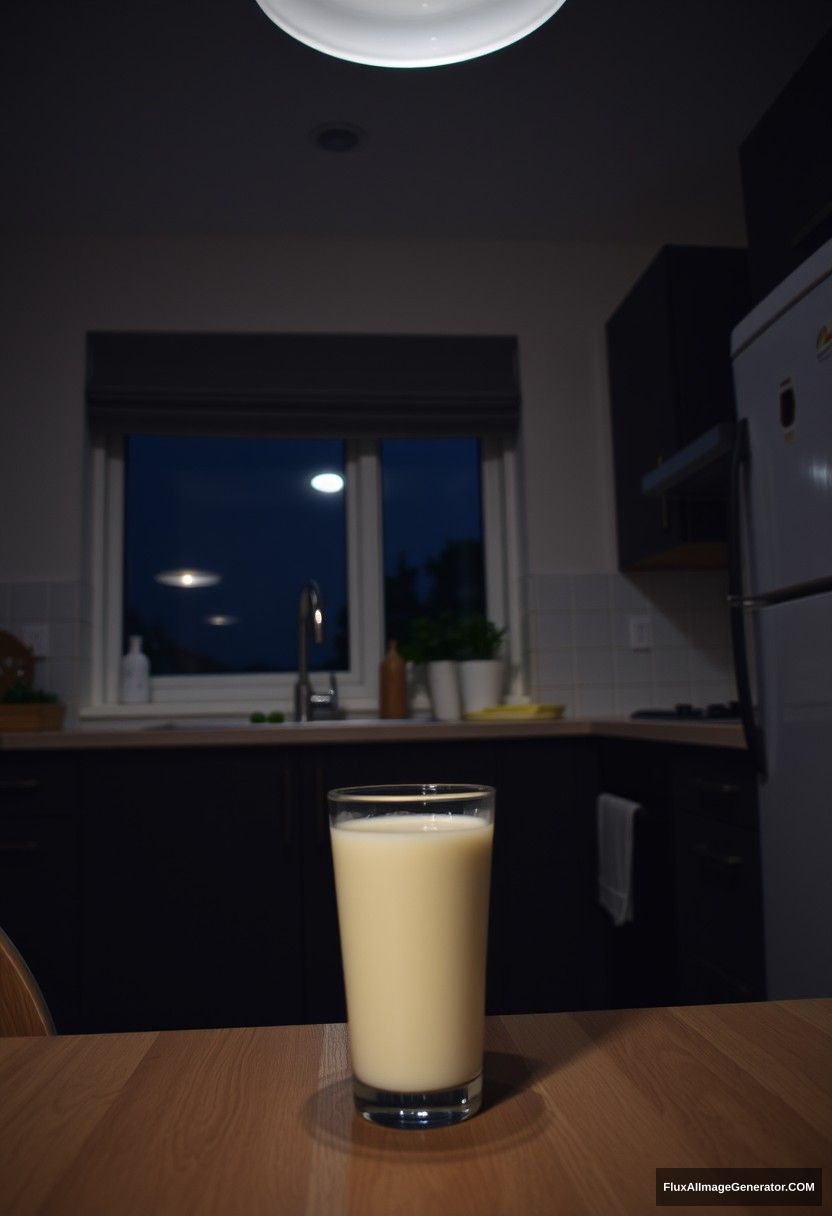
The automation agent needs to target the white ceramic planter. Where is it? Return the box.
[426,660,462,721]
[459,659,505,715]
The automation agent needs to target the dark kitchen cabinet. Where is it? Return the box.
[80,747,304,1032]
[598,741,764,1008]
[741,28,832,305]
[597,740,678,1010]
[491,739,605,1015]
[74,735,602,1031]
[672,749,765,1004]
[3,732,758,1033]
[606,245,749,570]
[0,752,82,1031]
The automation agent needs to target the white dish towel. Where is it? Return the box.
[596,792,640,926]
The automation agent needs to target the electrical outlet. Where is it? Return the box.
[628,615,652,651]
[19,622,50,657]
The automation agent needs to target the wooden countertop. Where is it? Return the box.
[0,716,746,751]
[1,1001,828,1215]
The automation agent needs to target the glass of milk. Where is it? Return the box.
[328,783,495,1129]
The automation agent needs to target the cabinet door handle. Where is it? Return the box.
[692,843,744,868]
[693,779,741,799]
[0,778,39,792]
[0,839,39,852]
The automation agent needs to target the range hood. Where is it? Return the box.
[641,422,736,500]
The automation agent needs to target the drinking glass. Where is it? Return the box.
[328,783,495,1129]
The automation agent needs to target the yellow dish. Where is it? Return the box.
[463,704,564,722]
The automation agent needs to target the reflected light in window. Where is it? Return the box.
[310,472,344,494]
[204,614,238,626]
[154,569,221,588]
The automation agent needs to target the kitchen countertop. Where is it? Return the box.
[0,716,746,751]
[1,1000,827,1216]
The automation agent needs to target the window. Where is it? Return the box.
[86,332,522,718]
[381,438,485,646]
[123,436,348,675]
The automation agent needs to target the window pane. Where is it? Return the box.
[123,436,348,675]
[381,438,485,647]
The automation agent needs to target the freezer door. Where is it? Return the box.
[755,591,832,999]
[732,255,832,596]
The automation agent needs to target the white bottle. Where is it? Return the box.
[120,636,151,704]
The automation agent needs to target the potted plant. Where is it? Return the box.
[401,614,462,721]
[0,681,65,732]
[456,616,506,715]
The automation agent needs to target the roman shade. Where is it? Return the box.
[86,332,520,438]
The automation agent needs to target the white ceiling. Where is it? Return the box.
[2,0,831,243]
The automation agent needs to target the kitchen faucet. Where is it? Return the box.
[294,580,338,722]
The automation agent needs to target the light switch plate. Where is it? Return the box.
[19,622,50,657]
[628,615,653,651]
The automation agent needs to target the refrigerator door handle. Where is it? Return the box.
[726,593,770,609]
[728,418,768,779]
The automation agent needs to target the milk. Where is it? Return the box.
[330,813,494,1093]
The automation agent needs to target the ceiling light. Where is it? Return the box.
[154,569,221,588]
[204,614,238,627]
[254,0,568,69]
[310,471,345,493]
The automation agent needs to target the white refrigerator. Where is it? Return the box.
[730,236,832,1000]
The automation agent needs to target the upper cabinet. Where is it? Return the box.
[740,27,832,306]
[606,245,749,571]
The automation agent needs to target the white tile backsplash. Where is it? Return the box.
[536,650,576,686]
[613,683,653,715]
[11,582,49,620]
[575,648,614,686]
[652,610,691,649]
[652,647,692,685]
[527,569,735,717]
[613,647,653,684]
[50,621,79,659]
[2,570,736,730]
[573,611,612,648]
[1,579,83,725]
[691,647,734,684]
[48,580,80,621]
[535,611,574,650]
[534,573,574,612]
[574,686,615,716]
[572,573,611,613]
[536,685,574,709]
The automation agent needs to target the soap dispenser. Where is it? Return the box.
[120,635,151,704]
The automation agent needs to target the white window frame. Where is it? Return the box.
[85,434,521,721]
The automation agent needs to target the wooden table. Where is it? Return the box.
[1,1002,829,1215]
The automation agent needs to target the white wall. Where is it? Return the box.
[0,234,655,581]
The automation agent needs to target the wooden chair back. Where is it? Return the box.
[0,926,55,1036]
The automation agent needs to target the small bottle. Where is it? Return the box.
[379,639,407,719]
[120,635,151,704]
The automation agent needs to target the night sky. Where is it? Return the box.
[124,435,483,675]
